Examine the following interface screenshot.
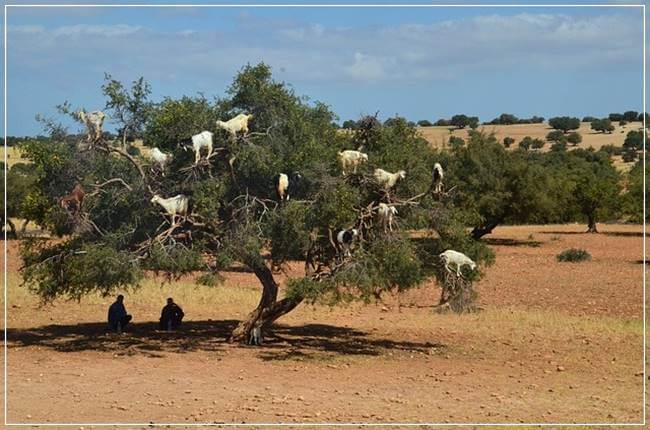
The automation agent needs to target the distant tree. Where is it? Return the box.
[434,119,450,127]
[622,155,647,222]
[529,116,545,124]
[546,130,567,144]
[571,151,621,233]
[5,163,39,238]
[623,111,639,122]
[637,112,650,123]
[582,116,597,123]
[518,136,534,151]
[590,118,615,134]
[342,120,358,130]
[531,138,545,150]
[608,113,623,122]
[600,144,623,156]
[468,116,480,130]
[502,136,515,148]
[417,120,433,127]
[619,120,628,127]
[490,113,518,125]
[566,132,582,146]
[450,114,470,129]
[448,133,558,239]
[548,116,580,133]
[623,130,644,152]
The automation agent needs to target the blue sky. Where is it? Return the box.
[3,3,645,136]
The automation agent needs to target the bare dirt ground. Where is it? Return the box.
[2,223,646,426]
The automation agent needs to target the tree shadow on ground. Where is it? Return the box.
[483,237,542,247]
[540,230,646,237]
[7,320,446,359]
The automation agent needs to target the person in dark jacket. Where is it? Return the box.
[159,297,184,331]
[107,294,132,332]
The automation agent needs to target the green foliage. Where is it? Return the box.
[591,118,614,134]
[623,130,644,151]
[623,111,638,122]
[502,136,515,148]
[600,144,623,156]
[519,136,543,151]
[608,113,623,122]
[549,116,580,133]
[450,114,479,129]
[417,119,433,127]
[102,74,152,143]
[448,135,465,149]
[21,239,143,302]
[622,156,647,222]
[556,248,591,262]
[144,95,220,151]
[567,132,582,146]
[546,130,566,144]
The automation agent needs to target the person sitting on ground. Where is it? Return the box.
[107,294,132,332]
[159,297,184,331]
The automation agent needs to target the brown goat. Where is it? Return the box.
[60,184,86,215]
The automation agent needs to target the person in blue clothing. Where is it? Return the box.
[107,294,132,332]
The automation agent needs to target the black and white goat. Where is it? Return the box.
[336,228,359,257]
[432,162,444,194]
[274,172,302,201]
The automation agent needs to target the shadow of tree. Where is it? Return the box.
[484,237,542,247]
[7,320,446,360]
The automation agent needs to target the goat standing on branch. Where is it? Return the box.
[432,162,444,195]
[149,147,173,175]
[376,203,398,232]
[374,168,406,190]
[216,113,253,138]
[181,131,213,164]
[60,184,86,216]
[274,172,302,202]
[151,194,190,226]
[337,150,368,175]
[76,110,105,142]
[439,249,476,278]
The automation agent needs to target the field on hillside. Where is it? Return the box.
[417,121,642,150]
[2,223,646,426]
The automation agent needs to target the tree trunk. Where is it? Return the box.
[586,215,598,233]
[228,263,303,343]
[470,219,501,240]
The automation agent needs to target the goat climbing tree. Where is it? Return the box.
[19,63,492,342]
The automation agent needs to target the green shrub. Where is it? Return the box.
[556,248,591,262]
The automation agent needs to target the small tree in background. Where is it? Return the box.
[450,114,470,129]
[591,118,615,134]
[342,120,358,130]
[622,111,638,122]
[567,132,582,146]
[448,135,465,149]
[608,113,623,122]
[503,136,515,148]
[417,120,433,127]
[548,116,580,134]
[546,130,567,144]
[101,74,153,148]
[582,116,597,123]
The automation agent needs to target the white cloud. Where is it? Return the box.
[6,11,643,87]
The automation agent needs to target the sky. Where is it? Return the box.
[3,2,646,136]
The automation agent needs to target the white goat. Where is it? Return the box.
[432,162,444,194]
[216,113,253,138]
[77,110,105,142]
[276,173,289,201]
[182,131,213,164]
[376,203,398,232]
[337,150,368,175]
[151,194,190,225]
[149,147,173,174]
[439,250,476,277]
[373,168,406,190]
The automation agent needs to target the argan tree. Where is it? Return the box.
[549,116,580,134]
[19,63,491,342]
